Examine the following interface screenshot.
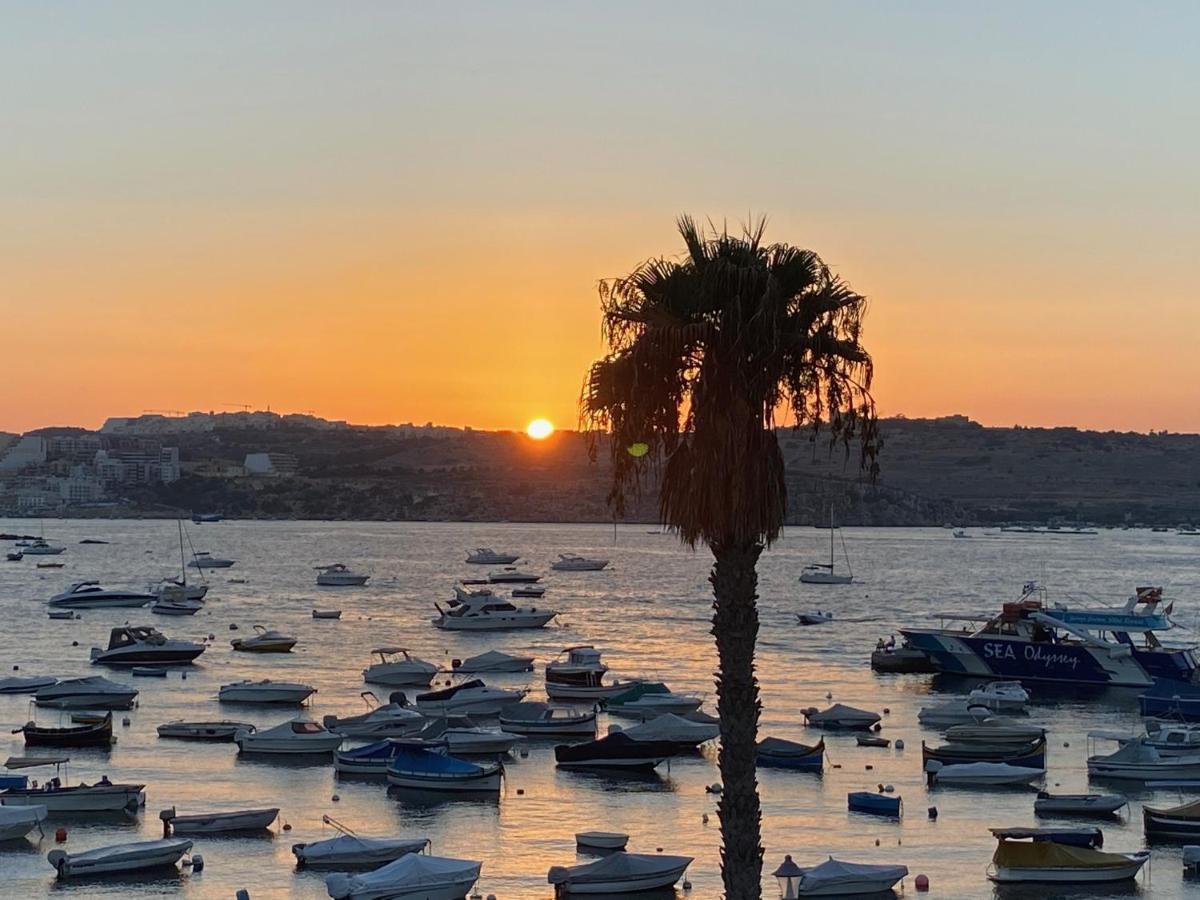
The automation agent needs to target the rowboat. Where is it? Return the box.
[161,805,278,834]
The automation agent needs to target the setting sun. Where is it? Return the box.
[526,418,554,440]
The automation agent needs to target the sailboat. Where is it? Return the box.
[152,522,208,611]
[800,510,854,584]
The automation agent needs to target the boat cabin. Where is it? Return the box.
[104,626,169,650]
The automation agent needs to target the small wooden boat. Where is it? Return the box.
[554,733,674,771]
[548,851,693,894]
[923,737,1046,769]
[47,611,77,621]
[161,805,278,834]
[575,831,629,851]
[1144,798,1200,838]
[856,735,890,748]
[156,720,254,741]
[987,828,1149,883]
[19,713,112,748]
[1035,792,1127,817]
[756,737,824,771]
[47,837,192,879]
[312,609,342,619]
[847,791,901,816]
[132,667,168,677]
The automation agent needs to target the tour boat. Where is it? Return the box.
[326,853,481,900]
[0,759,145,813]
[219,679,316,704]
[0,675,58,694]
[362,648,438,686]
[453,649,535,673]
[987,828,1149,883]
[20,712,113,748]
[780,856,909,896]
[499,702,597,737]
[34,676,138,710]
[316,564,370,586]
[901,584,1197,687]
[545,646,640,701]
[0,805,47,842]
[47,581,154,609]
[385,742,502,792]
[926,760,1045,786]
[1034,792,1128,817]
[48,837,193,879]
[293,817,429,867]
[487,567,541,584]
[188,551,235,568]
[465,548,519,565]
[231,625,298,653]
[433,587,556,630]
[89,625,206,666]
[323,694,425,739]
[161,805,278,834]
[606,682,702,719]
[547,852,692,894]
[157,720,255,741]
[756,737,825,771]
[554,732,676,771]
[550,553,610,571]
[802,704,881,730]
[235,718,343,755]
[412,679,525,717]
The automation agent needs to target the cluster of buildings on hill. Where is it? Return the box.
[100,409,467,439]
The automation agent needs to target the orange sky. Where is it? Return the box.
[4,6,1199,435]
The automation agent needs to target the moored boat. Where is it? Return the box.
[606,682,702,719]
[48,837,192,879]
[161,805,278,834]
[1143,798,1200,838]
[802,704,880,730]
[89,625,206,666]
[757,737,825,771]
[1035,792,1127,817]
[20,713,113,748]
[34,676,138,710]
[1087,738,1200,780]
[927,760,1045,786]
[0,804,47,841]
[847,790,901,817]
[231,625,297,653]
[453,649,535,673]
[362,648,438,686]
[923,737,1046,769]
[326,853,481,900]
[575,831,629,851]
[545,646,639,701]
[0,675,58,694]
[156,720,254,741]
[385,742,502,793]
[465,548,519,565]
[499,702,597,737]
[236,719,342,755]
[547,851,692,894]
[412,679,525,717]
[219,679,316,704]
[433,587,555,630]
[554,732,675,771]
[293,816,429,867]
[987,828,1149,883]
[550,553,609,571]
[47,581,154,609]
[776,855,909,895]
[316,563,370,586]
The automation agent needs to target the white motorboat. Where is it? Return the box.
[575,831,629,851]
[499,702,597,737]
[412,679,525,717]
[547,851,693,894]
[619,713,720,749]
[323,694,426,738]
[1087,739,1200,780]
[150,596,205,616]
[231,625,298,653]
[326,853,481,900]
[487,567,541,584]
[219,679,316,704]
[927,760,1045,786]
[0,805,47,841]
[987,828,1149,883]
[781,856,909,896]
[235,718,343,755]
[362,648,438,686]
[802,704,881,730]
[550,553,609,571]
[410,716,520,755]
[800,515,853,584]
[23,539,65,556]
[945,719,1046,744]
[157,720,255,741]
[161,805,278,834]
[452,649,535,673]
[511,584,546,599]
[188,551,235,568]
[1034,792,1128,817]
[797,610,833,626]
[465,548,519,565]
[0,675,58,694]
[545,645,640,701]
[606,683,703,720]
[917,700,994,727]
[316,564,370,586]
[89,625,206,666]
[433,587,556,631]
[1144,720,1200,754]
[968,680,1030,710]
[293,817,429,867]
[34,676,138,710]
[48,837,192,879]
[153,580,208,603]
[48,581,155,609]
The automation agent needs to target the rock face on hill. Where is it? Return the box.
[109,414,1200,526]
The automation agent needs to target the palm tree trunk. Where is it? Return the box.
[710,540,764,900]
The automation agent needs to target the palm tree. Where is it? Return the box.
[582,216,879,900]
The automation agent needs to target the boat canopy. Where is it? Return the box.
[388,744,491,776]
[337,740,398,761]
[5,756,69,769]
[326,853,480,897]
[547,851,692,885]
[624,714,719,744]
[796,858,909,891]
[992,839,1133,870]
[989,827,1102,848]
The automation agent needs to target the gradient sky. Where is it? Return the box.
[4,3,1198,434]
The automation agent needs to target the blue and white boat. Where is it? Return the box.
[902,584,1197,687]
[756,737,825,771]
[335,739,402,775]
[1139,679,1200,721]
[847,791,901,817]
[385,742,502,793]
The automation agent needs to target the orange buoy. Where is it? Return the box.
[55,827,67,843]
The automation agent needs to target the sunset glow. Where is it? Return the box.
[526,418,555,440]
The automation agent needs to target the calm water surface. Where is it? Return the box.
[1,520,1199,899]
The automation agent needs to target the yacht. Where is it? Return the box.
[34,676,139,709]
[362,648,439,686]
[219,679,316,704]
[316,564,370,586]
[412,679,526,717]
[188,551,235,569]
[465,548,519,565]
[432,587,556,631]
[487,567,541,584]
[48,582,155,609]
[22,538,65,556]
[235,718,343,755]
[550,553,609,571]
[545,645,640,701]
[89,625,206,666]
[231,625,297,653]
[154,521,208,603]
[901,584,1198,688]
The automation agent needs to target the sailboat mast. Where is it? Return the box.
[829,508,835,572]
[177,520,187,587]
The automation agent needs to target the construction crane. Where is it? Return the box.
[144,409,185,415]
[222,403,252,412]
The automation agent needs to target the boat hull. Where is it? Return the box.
[49,838,192,878]
[237,737,342,755]
[326,874,478,900]
[551,862,689,894]
[1,786,144,813]
[385,769,501,792]
[433,613,555,631]
[157,722,250,741]
[48,597,152,609]
[220,686,315,704]
[167,808,278,834]
[0,805,47,841]
[989,856,1147,883]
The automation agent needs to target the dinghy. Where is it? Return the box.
[781,856,909,896]
[1035,792,1127,817]
[757,737,825,771]
[161,805,278,834]
[157,720,254,741]
[499,702,597,737]
[847,791,901,816]
[0,804,47,841]
[796,611,833,626]
[802,704,880,730]
[326,853,481,900]
[987,828,1149,883]
[294,817,428,867]
[48,837,192,879]
[547,851,692,894]
[574,831,629,851]
[312,609,343,619]
[385,742,502,792]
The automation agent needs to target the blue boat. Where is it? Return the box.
[756,737,824,771]
[334,739,401,775]
[385,742,502,793]
[0,775,29,790]
[847,791,901,817]
[901,584,1196,688]
[1139,678,1200,721]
